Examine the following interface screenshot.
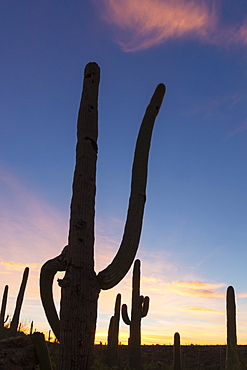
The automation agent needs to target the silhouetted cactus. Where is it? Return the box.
[30,332,52,370]
[0,285,9,338]
[40,62,165,369]
[173,332,182,370]
[225,286,243,370]
[122,259,149,370]
[0,285,8,327]
[106,293,121,367]
[9,267,29,336]
[29,320,34,335]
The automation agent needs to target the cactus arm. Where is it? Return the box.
[97,84,166,290]
[39,246,68,341]
[141,296,149,317]
[122,304,131,325]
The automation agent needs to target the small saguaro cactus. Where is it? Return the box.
[29,320,34,335]
[9,267,29,336]
[0,285,9,338]
[0,285,9,327]
[106,293,121,367]
[122,259,149,370]
[173,332,182,370]
[40,62,165,369]
[225,286,243,370]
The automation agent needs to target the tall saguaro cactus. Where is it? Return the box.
[122,259,149,370]
[225,286,242,370]
[106,293,121,367]
[40,62,165,369]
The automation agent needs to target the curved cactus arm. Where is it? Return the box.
[122,303,131,325]
[97,84,166,290]
[141,296,149,318]
[39,246,68,341]
[138,295,144,309]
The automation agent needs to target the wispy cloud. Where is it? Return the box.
[94,0,247,51]
[172,280,225,298]
[182,306,224,314]
[228,122,247,137]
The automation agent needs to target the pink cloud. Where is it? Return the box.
[95,0,247,51]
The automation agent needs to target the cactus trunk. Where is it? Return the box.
[59,62,100,369]
[173,332,182,370]
[0,285,8,328]
[225,286,242,370]
[9,267,29,336]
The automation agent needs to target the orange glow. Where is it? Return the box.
[181,306,224,314]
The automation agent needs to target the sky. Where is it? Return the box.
[0,0,247,345]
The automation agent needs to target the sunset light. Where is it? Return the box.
[1,2,247,366]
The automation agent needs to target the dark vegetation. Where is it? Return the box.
[46,342,247,369]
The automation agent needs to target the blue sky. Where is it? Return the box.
[0,0,247,344]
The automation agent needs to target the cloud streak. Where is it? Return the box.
[95,0,247,51]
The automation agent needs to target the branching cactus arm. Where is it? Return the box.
[97,84,166,290]
[141,296,149,317]
[40,246,68,341]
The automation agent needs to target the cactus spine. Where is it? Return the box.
[225,286,243,370]
[40,62,165,369]
[173,332,182,370]
[106,293,121,367]
[9,267,29,336]
[122,259,149,370]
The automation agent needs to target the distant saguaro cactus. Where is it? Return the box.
[173,332,182,370]
[122,259,149,370]
[106,293,121,368]
[40,62,165,369]
[225,286,243,370]
[0,285,8,328]
[0,285,9,338]
[9,267,29,336]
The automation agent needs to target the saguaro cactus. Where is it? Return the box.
[9,267,29,336]
[173,332,182,370]
[106,293,121,367]
[0,285,9,338]
[40,62,165,369]
[225,286,243,370]
[122,259,149,370]
[0,285,8,328]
